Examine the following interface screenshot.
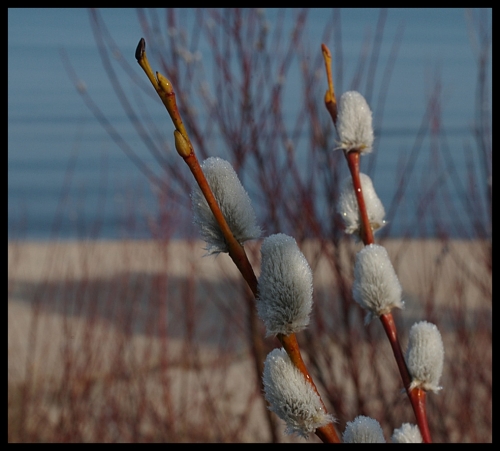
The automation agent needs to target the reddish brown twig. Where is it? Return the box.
[322,41,432,443]
[344,151,375,245]
[136,37,340,443]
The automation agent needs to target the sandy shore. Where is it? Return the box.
[8,238,492,442]
[8,238,491,310]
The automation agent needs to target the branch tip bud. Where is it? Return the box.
[135,37,146,62]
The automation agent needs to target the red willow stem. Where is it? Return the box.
[344,144,432,443]
[137,37,340,443]
[344,151,374,245]
[321,42,432,443]
[346,151,432,443]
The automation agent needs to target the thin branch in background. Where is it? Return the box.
[59,48,165,192]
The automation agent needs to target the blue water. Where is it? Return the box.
[8,8,491,240]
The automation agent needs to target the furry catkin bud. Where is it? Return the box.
[405,321,444,393]
[257,234,313,336]
[263,348,334,438]
[191,157,262,255]
[352,244,404,323]
[342,415,386,443]
[391,423,423,443]
[336,91,374,153]
[337,173,386,236]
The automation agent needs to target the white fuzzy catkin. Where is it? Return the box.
[337,173,386,236]
[352,244,403,323]
[191,157,262,255]
[342,415,386,443]
[257,234,313,336]
[336,91,374,153]
[263,348,334,438]
[391,423,423,443]
[405,321,444,393]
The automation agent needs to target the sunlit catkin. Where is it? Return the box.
[336,91,374,153]
[405,321,444,393]
[263,348,334,438]
[391,423,423,443]
[352,244,404,323]
[191,157,262,255]
[257,234,313,336]
[342,415,386,443]
[337,173,386,236]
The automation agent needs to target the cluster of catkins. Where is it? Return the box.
[191,91,444,442]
